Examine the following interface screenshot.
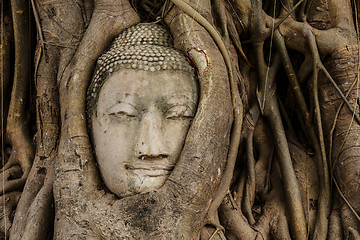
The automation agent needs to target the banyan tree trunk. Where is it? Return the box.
[1,0,360,239]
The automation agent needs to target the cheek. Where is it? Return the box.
[163,120,191,154]
[92,117,139,163]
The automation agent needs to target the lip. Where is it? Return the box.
[124,162,175,177]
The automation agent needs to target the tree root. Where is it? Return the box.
[249,7,307,234]
[348,227,360,240]
[342,203,360,239]
[3,0,34,196]
[305,29,334,240]
[2,0,360,239]
[21,165,54,240]
[53,0,141,238]
[220,138,319,239]
[254,117,274,200]
[327,61,360,232]
[8,0,86,238]
[234,167,246,207]
[242,105,260,225]
[265,96,307,240]
[169,0,244,232]
[226,9,250,66]
[250,22,305,240]
[9,155,55,240]
[213,0,229,44]
[0,3,12,120]
[0,165,24,193]
[275,29,331,240]
[219,195,261,239]
[55,0,140,197]
[328,207,343,239]
[0,192,21,238]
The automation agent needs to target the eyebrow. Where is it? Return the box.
[107,101,138,109]
[106,93,138,112]
[168,94,196,104]
[162,95,197,111]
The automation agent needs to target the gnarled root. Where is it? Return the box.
[0,192,21,238]
[2,0,34,196]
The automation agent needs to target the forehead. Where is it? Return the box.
[98,69,197,104]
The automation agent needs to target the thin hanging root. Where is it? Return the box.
[226,10,250,66]
[305,30,331,240]
[226,0,247,33]
[253,115,275,198]
[275,30,330,240]
[250,0,304,43]
[170,0,243,229]
[272,0,304,31]
[277,95,295,135]
[4,0,34,195]
[329,78,358,181]
[304,30,360,125]
[208,228,220,240]
[208,227,227,240]
[265,97,307,240]
[235,169,246,207]
[333,178,360,222]
[243,128,256,225]
[0,7,12,106]
[266,59,308,240]
[263,148,273,195]
[242,105,260,225]
[298,0,308,21]
[297,54,312,84]
[320,63,360,124]
[327,1,360,225]
[227,190,238,209]
[214,0,229,44]
[251,2,307,237]
[0,150,8,167]
[30,0,44,48]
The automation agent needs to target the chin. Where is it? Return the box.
[135,175,167,193]
[115,174,168,198]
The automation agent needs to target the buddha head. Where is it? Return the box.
[86,23,198,198]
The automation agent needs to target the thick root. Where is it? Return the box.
[4,0,34,196]
[0,192,21,238]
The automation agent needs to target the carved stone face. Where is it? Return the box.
[91,69,198,198]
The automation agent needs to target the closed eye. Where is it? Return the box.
[166,105,194,120]
[108,103,138,118]
[109,111,136,117]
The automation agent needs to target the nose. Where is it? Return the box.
[135,111,169,159]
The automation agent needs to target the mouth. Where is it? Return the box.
[124,163,175,177]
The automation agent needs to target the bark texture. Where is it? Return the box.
[1,0,359,239]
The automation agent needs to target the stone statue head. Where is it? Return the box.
[86,23,198,198]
